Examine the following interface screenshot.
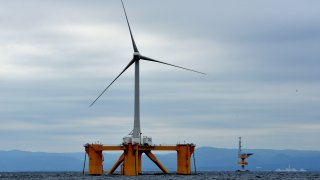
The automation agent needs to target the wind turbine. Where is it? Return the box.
[90,0,205,144]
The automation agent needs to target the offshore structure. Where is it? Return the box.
[84,0,204,176]
[85,143,195,175]
[237,137,253,172]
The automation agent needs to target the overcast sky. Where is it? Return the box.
[0,0,320,152]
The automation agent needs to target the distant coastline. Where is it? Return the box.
[1,147,320,172]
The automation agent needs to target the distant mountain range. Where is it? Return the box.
[1,147,320,172]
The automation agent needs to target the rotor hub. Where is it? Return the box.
[133,52,140,60]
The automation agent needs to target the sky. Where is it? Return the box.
[0,0,320,152]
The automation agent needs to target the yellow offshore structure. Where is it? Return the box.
[85,143,195,176]
[237,137,253,172]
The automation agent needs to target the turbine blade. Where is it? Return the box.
[121,0,139,52]
[140,55,206,75]
[90,59,135,107]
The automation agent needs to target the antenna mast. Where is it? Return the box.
[238,136,242,158]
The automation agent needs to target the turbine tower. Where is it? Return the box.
[90,0,205,144]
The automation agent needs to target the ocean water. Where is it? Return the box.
[0,172,319,180]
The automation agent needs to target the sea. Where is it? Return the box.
[0,172,320,180]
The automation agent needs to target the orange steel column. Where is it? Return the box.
[137,151,142,174]
[134,144,139,174]
[176,144,195,175]
[123,144,138,176]
[85,144,103,175]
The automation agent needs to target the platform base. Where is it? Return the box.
[84,143,195,176]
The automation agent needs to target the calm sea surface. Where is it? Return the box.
[0,172,319,180]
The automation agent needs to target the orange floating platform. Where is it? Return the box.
[84,143,195,176]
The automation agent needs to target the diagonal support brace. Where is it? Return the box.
[107,153,125,174]
[145,151,169,174]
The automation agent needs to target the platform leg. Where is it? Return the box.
[177,144,194,175]
[123,144,138,176]
[85,144,103,175]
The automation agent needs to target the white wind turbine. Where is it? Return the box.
[90,0,205,144]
